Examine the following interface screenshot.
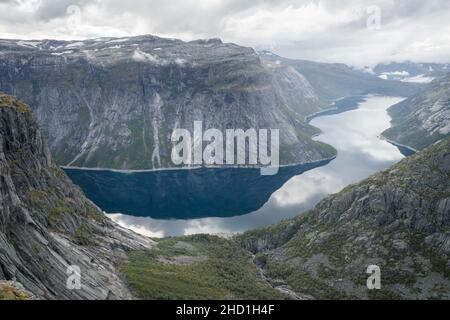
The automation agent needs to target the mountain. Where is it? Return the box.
[0,37,420,170]
[0,94,284,300]
[238,138,450,299]
[1,91,449,300]
[119,138,450,300]
[259,50,422,116]
[382,73,450,150]
[0,93,153,299]
[0,36,337,170]
[373,61,450,83]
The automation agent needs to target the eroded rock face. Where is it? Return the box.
[0,36,338,170]
[0,93,154,300]
[239,138,450,299]
[383,73,450,150]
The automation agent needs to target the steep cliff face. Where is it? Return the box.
[239,138,450,299]
[383,73,450,150]
[0,93,153,299]
[0,36,338,170]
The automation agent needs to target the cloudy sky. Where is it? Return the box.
[0,0,449,66]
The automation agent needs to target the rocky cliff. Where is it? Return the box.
[0,36,422,170]
[238,138,450,299]
[0,36,339,170]
[382,73,450,150]
[0,93,153,299]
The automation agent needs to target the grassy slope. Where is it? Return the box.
[120,235,284,300]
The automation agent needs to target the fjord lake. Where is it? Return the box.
[64,95,407,237]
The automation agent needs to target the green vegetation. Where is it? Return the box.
[73,223,93,246]
[46,197,87,233]
[26,187,106,236]
[28,188,50,202]
[120,235,284,300]
[408,233,450,278]
[86,203,107,222]
[265,260,348,300]
[0,284,31,300]
[0,93,30,113]
[0,93,15,108]
[76,118,157,169]
[48,198,73,226]
[235,139,450,300]
[383,124,448,151]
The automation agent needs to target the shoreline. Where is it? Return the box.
[60,96,358,175]
[60,95,396,175]
[305,94,417,157]
[61,155,338,174]
[60,95,367,175]
[304,95,368,123]
[379,134,419,154]
[72,95,405,237]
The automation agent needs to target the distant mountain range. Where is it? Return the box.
[371,61,450,83]
[383,73,450,150]
[0,36,421,170]
[259,51,422,103]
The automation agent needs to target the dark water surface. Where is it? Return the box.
[65,160,331,220]
[64,95,406,237]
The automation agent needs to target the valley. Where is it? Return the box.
[0,34,448,301]
[96,95,408,237]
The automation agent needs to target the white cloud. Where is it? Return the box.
[0,0,450,66]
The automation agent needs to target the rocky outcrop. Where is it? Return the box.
[0,93,154,299]
[239,138,450,299]
[383,73,450,150]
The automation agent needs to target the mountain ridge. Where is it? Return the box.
[119,137,450,300]
[0,35,421,170]
[237,137,450,299]
[382,73,450,150]
[0,93,154,299]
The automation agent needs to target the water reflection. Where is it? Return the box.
[67,95,407,237]
[65,160,331,219]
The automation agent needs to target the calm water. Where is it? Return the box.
[65,95,406,237]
